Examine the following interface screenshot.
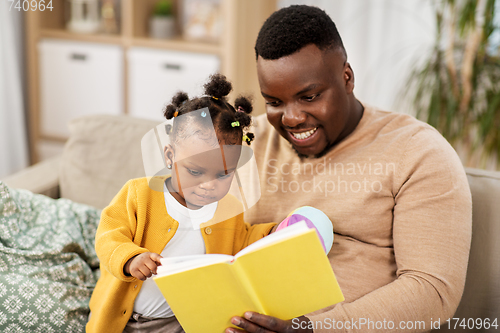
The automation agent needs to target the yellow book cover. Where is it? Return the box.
[153,222,344,333]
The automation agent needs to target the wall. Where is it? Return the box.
[0,5,29,178]
[278,0,436,114]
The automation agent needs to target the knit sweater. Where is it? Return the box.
[87,178,275,333]
[242,105,472,332]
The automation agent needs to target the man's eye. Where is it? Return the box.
[265,100,281,107]
[304,94,319,101]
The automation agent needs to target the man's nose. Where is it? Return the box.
[282,104,306,128]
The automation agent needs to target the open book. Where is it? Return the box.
[153,222,344,333]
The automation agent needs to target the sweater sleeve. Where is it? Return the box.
[306,129,472,332]
[231,216,276,254]
[95,179,149,282]
[243,221,277,248]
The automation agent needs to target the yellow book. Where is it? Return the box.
[153,222,344,333]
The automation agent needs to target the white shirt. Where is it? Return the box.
[133,183,217,318]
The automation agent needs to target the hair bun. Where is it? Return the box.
[163,91,189,119]
[244,132,255,145]
[172,91,189,107]
[234,95,253,114]
[204,73,232,100]
[163,104,176,119]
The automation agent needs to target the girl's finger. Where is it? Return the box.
[150,252,163,265]
[138,265,153,279]
[144,260,159,275]
[132,268,147,281]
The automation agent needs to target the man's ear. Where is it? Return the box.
[344,62,355,94]
[164,144,175,169]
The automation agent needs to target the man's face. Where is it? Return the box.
[257,44,355,157]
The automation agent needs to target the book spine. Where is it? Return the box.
[232,260,266,314]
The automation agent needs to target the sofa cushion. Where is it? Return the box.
[59,115,160,209]
[453,168,500,321]
[0,181,101,331]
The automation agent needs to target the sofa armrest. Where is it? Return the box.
[2,155,62,198]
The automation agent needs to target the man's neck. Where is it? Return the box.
[308,98,364,159]
[338,98,364,143]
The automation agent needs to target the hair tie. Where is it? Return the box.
[211,96,219,101]
[243,135,250,143]
[173,111,179,117]
[237,106,245,113]
[231,121,240,127]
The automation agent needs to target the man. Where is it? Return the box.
[226,5,472,333]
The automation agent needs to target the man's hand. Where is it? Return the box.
[124,252,162,281]
[225,312,313,333]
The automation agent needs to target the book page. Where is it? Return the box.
[155,222,310,276]
[156,254,233,276]
[154,260,263,333]
[235,227,344,319]
[152,220,344,332]
[235,221,309,258]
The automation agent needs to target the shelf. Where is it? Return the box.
[40,133,69,143]
[40,29,123,45]
[39,29,220,54]
[130,37,220,54]
[25,0,277,164]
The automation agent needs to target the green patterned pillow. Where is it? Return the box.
[0,181,101,332]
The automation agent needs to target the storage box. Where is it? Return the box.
[38,39,124,138]
[127,47,220,121]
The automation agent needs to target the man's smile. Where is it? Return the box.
[286,127,322,151]
[290,127,318,140]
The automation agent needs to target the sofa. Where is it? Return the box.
[4,114,500,332]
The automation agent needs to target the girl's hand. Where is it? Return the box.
[124,252,163,281]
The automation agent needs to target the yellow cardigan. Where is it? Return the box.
[87,178,275,333]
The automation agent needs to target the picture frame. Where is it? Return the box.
[181,0,223,42]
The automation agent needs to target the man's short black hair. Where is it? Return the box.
[255,5,345,60]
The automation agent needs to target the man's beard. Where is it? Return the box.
[292,144,332,160]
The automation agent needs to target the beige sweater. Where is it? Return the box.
[242,105,472,332]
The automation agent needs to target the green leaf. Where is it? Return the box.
[458,0,477,36]
[153,0,173,17]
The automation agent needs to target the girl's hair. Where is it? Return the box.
[163,73,254,146]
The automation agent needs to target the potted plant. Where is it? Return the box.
[149,0,176,39]
[402,0,500,170]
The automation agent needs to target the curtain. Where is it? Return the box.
[277,0,436,114]
[0,3,29,178]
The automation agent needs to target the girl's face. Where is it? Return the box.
[164,135,241,209]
